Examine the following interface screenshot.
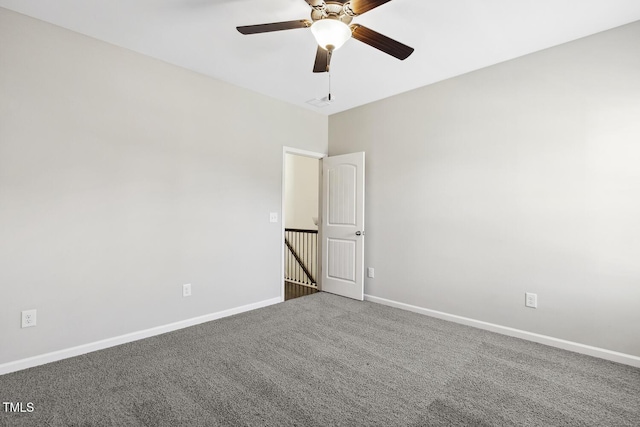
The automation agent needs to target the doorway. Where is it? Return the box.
[282,149,323,301]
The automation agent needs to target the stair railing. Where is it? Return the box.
[284,228,318,287]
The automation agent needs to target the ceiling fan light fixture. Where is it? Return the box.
[310,19,351,51]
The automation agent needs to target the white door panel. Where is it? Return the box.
[320,152,365,300]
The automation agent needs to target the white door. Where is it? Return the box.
[320,152,365,300]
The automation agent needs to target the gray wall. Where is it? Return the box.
[0,8,327,364]
[329,22,640,357]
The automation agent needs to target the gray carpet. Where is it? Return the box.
[1,292,639,426]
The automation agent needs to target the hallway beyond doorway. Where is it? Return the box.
[284,282,318,301]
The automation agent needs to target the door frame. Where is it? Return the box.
[281,146,326,302]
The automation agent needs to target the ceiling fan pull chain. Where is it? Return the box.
[328,63,332,101]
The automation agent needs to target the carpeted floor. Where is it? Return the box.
[1,292,639,426]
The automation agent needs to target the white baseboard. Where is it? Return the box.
[0,297,282,376]
[364,294,640,368]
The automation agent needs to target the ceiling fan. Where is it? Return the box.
[236,0,414,73]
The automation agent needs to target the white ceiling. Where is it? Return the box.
[2,0,639,115]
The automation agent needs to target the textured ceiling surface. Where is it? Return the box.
[2,0,639,115]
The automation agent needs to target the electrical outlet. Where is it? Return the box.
[367,267,375,278]
[269,212,278,223]
[21,309,37,328]
[525,292,537,308]
[183,284,192,297]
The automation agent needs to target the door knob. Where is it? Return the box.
[355,231,365,236]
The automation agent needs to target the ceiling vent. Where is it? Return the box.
[306,97,333,108]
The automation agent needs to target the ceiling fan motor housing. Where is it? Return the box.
[311,1,355,24]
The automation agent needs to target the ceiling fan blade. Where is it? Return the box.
[349,0,392,15]
[313,46,330,73]
[350,24,414,60]
[237,20,311,35]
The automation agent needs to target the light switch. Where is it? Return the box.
[269,212,278,223]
